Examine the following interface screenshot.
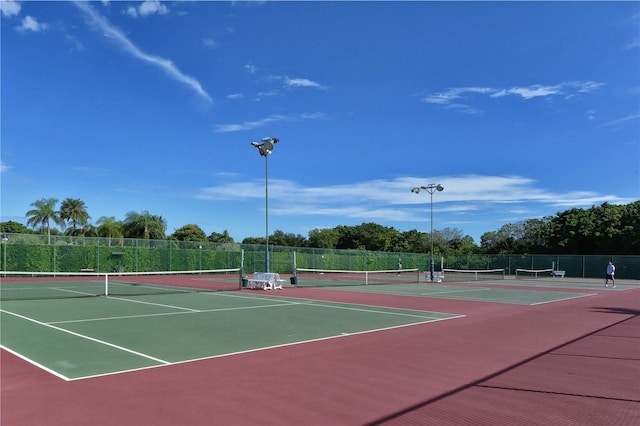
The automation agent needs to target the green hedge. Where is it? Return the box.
[1,233,639,279]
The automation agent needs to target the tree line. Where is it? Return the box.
[1,197,638,255]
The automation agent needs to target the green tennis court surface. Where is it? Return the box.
[326,283,596,305]
[485,279,639,291]
[0,292,462,381]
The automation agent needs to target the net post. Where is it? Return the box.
[293,250,297,275]
[104,273,109,296]
[240,249,245,288]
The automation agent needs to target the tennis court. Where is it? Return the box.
[293,268,613,305]
[326,283,596,305]
[2,268,638,425]
[0,281,462,380]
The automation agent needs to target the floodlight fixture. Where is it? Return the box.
[251,137,279,157]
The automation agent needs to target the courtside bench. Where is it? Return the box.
[246,272,285,290]
[424,271,445,283]
[551,270,566,278]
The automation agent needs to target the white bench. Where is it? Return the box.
[425,271,444,283]
[551,270,566,278]
[247,272,285,290]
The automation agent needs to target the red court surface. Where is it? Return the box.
[2,283,639,425]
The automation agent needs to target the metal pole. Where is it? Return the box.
[265,154,270,273]
[412,184,443,283]
[251,137,278,273]
[430,190,434,282]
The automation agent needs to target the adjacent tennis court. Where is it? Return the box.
[326,283,596,305]
[293,268,610,305]
[0,288,462,380]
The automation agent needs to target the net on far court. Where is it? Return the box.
[0,269,242,301]
[515,268,554,279]
[294,268,420,287]
[441,268,506,281]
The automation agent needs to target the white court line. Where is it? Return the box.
[69,313,466,382]
[0,344,71,381]
[212,295,442,318]
[223,290,465,315]
[49,298,437,325]
[105,295,201,312]
[420,287,492,296]
[0,309,170,366]
[3,293,465,381]
[422,288,595,305]
[529,293,596,305]
[298,301,446,320]
[52,287,100,296]
[48,301,311,325]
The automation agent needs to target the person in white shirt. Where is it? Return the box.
[604,261,616,288]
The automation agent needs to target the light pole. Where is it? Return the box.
[251,137,279,272]
[412,184,444,282]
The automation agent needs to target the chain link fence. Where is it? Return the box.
[2,233,638,280]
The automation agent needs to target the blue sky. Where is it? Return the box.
[1,1,639,244]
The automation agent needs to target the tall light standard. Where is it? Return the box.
[412,184,444,282]
[251,137,279,272]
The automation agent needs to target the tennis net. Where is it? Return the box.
[442,268,506,281]
[294,268,420,287]
[515,268,554,279]
[0,269,242,301]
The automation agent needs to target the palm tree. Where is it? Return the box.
[96,216,123,246]
[59,198,90,236]
[122,211,166,239]
[26,198,65,244]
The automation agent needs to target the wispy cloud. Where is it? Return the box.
[602,113,640,127]
[202,38,219,49]
[625,39,640,49]
[196,174,634,225]
[255,90,279,101]
[424,87,494,105]
[65,33,85,52]
[284,77,327,90]
[73,1,212,103]
[265,75,327,90]
[214,112,325,133]
[423,81,604,113]
[0,161,9,173]
[214,114,287,133]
